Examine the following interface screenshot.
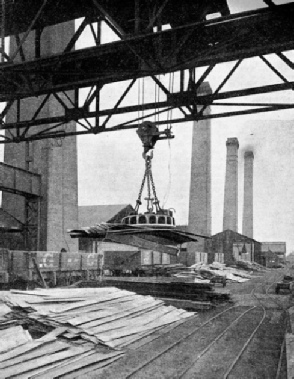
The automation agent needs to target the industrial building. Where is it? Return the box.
[1,21,78,253]
[204,229,262,265]
[261,242,286,264]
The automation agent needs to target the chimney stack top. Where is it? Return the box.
[226,138,239,148]
[244,151,254,159]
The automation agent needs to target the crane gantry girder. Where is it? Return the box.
[0,2,294,142]
[1,3,294,103]
[2,0,230,37]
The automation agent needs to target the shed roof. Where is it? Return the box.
[211,229,261,244]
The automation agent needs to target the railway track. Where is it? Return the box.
[223,272,287,379]
[94,270,288,379]
[253,271,288,310]
[220,282,274,379]
[113,305,262,379]
[108,271,287,379]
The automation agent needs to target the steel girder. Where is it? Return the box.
[0,0,230,37]
[1,4,294,101]
[0,2,294,142]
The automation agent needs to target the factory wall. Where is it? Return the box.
[205,229,262,265]
[261,242,286,263]
[2,22,78,252]
[178,248,209,266]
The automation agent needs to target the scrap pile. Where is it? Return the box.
[0,287,195,378]
[235,260,266,272]
[190,262,255,283]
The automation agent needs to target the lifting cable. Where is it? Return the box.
[167,72,174,128]
[137,78,141,123]
[138,77,146,124]
[154,75,160,123]
[162,72,174,207]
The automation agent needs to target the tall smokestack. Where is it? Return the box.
[223,138,239,232]
[186,82,211,266]
[242,151,254,238]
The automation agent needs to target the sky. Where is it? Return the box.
[1,0,294,253]
[76,0,294,254]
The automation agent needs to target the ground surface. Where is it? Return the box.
[85,269,292,379]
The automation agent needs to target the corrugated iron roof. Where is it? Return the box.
[212,229,261,244]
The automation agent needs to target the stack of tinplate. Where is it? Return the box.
[0,287,195,378]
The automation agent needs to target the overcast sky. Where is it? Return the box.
[76,0,294,253]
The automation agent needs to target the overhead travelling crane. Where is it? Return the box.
[68,121,209,255]
[0,0,294,142]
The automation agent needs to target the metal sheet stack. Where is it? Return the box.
[0,287,195,378]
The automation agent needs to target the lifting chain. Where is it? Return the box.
[148,161,160,212]
[145,157,153,213]
[135,165,147,212]
[135,152,161,214]
[135,121,173,214]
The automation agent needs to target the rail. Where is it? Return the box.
[122,269,287,379]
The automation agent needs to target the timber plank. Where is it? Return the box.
[0,347,90,378]
[67,309,117,326]
[0,325,25,336]
[1,286,196,353]
[0,303,11,316]
[79,300,163,330]
[0,329,32,354]
[45,299,100,314]
[98,308,192,345]
[0,341,69,369]
[51,300,159,328]
[97,307,177,342]
[13,351,95,379]
[31,351,124,378]
[0,336,57,363]
[86,304,171,335]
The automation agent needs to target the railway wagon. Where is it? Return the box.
[0,249,102,288]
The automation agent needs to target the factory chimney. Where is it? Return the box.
[186,82,212,266]
[242,151,254,238]
[223,138,239,232]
